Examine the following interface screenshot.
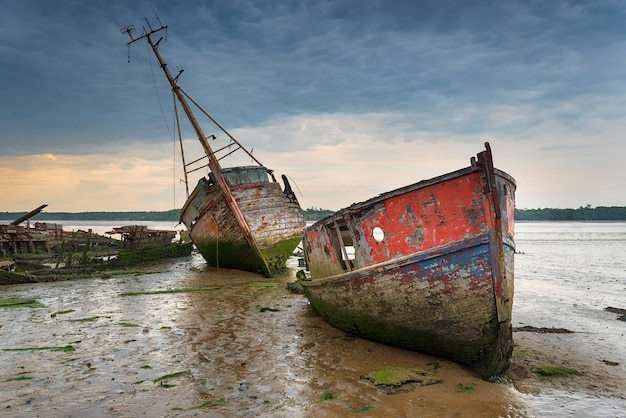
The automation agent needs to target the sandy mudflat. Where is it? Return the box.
[0,255,625,417]
[509,329,626,400]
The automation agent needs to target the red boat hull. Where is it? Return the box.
[301,144,515,378]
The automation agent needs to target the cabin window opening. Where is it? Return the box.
[221,166,270,187]
[330,218,356,271]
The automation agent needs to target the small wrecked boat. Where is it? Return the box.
[300,143,516,378]
[123,18,305,277]
[1,205,65,258]
[1,218,191,286]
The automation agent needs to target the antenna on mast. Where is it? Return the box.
[120,25,136,62]
[120,18,168,62]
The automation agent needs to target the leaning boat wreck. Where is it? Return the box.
[301,143,515,378]
[123,19,305,277]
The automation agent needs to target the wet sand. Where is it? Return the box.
[1,253,625,417]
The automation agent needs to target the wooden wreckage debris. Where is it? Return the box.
[0,222,64,257]
[1,206,191,285]
[1,205,67,257]
[108,225,178,251]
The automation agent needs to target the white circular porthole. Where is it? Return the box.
[372,226,385,243]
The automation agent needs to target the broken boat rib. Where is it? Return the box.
[122,18,305,277]
[301,143,516,378]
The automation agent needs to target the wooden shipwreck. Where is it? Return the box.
[1,206,192,285]
[0,205,65,257]
[109,225,178,250]
[300,143,516,378]
[122,18,305,277]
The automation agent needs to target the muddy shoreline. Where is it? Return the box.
[508,329,626,401]
[1,255,625,417]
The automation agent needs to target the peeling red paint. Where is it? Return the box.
[359,173,488,264]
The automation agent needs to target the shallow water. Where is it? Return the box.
[0,221,625,417]
[514,222,625,366]
[514,221,626,417]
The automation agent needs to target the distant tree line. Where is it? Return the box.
[304,207,334,221]
[4,206,626,223]
[309,206,626,221]
[1,208,333,222]
[515,206,626,221]
[0,210,181,222]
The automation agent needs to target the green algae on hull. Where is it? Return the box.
[197,236,302,277]
[305,294,505,378]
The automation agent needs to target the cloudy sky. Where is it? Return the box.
[1,0,625,213]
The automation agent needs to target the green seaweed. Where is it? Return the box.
[319,391,339,401]
[364,367,441,387]
[153,370,191,383]
[120,287,221,296]
[53,345,76,352]
[367,367,407,385]
[4,375,33,382]
[601,359,620,366]
[51,309,75,316]
[117,322,140,327]
[533,366,581,381]
[191,398,228,409]
[2,345,75,352]
[0,298,45,308]
[351,405,373,413]
[455,383,476,394]
[69,316,105,322]
[249,282,280,288]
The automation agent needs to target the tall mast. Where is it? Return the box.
[123,20,271,276]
